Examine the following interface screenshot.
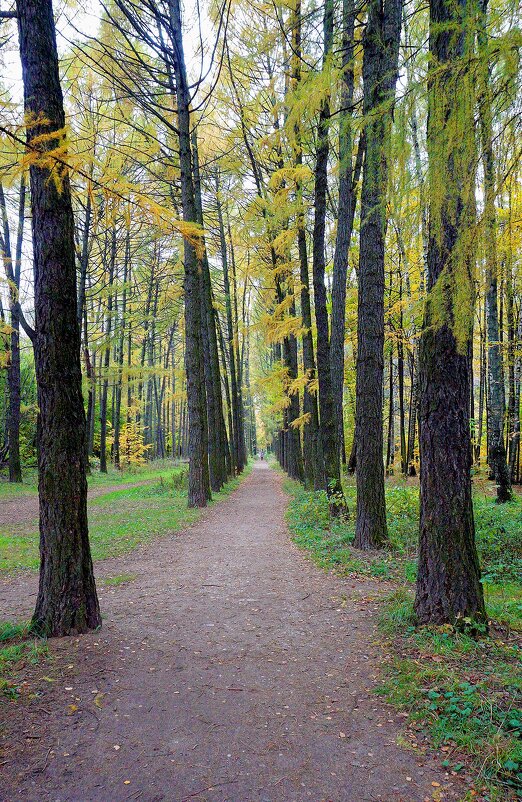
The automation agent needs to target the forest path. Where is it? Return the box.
[0,462,462,802]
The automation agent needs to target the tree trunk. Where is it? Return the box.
[168,0,210,506]
[216,174,243,475]
[406,349,417,475]
[16,0,100,636]
[113,226,130,470]
[478,0,511,502]
[192,132,229,490]
[312,0,345,515]
[99,228,116,474]
[228,222,248,470]
[415,0,486,627]
[386,348,395,473]
[476,300,486,464]
[354,0,402,548]
[0,178,26,483]
[330,0,357,465]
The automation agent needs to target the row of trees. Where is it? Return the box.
[0,0,520,634]
[235,0,519,626]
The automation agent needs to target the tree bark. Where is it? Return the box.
[216,174,244,476]
[478,0,511,502]
[16,0,100,636]
[168,0,210,506]
[415,0,486,626]
[354,0,402,548]
[0,178,26,483]
[312,0,345,514]
[330,0,357,466]
[192,132,229,490]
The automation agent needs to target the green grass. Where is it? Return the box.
[284,479,522,603]
[0,460,251,575]
[0,460,188,499]
[101,573,137,586]
[0,621,48,701]
[284,478,522,799]
[378,590,521,799]
[0,461,251,707]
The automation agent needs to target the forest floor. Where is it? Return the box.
[0,479,155,528]
[0,462,471,802]
[0,463,204,575]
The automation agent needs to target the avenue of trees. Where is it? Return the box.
[0,0,520,634]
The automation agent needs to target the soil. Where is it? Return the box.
[0,463,465,802]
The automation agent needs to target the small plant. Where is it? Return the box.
[0,621,48,701]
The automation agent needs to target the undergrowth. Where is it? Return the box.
[0,621,48,702]
[378,590,521,799]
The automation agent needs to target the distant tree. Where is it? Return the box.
[0,177,27,482]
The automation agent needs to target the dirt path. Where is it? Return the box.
[0,480,154,529]
[0,463,463,802]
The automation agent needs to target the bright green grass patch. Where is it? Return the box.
[101,573,137,586]
[0,621,48,701]
[0,462,250,575]
[378,590,522,799]
[284,479,418,582]
[285,479,522,593]
[0,460,188,500]
[0,480,36,499]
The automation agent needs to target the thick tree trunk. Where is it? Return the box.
[354,0,402,548]
[16,0,100,636]
[415,0,486,627]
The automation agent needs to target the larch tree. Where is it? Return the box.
[14,0,101,636]
[0,177,28,483]
[354,0,403,549]
[414,0,486,625]
[477,0,512,503]
[312,0,346,515]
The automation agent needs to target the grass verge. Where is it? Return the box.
[0,461,251,575]
[284,477,522,800]
[378,589,521,800]
[0,461,251,706]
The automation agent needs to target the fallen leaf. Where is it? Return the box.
[93,692,105,709]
